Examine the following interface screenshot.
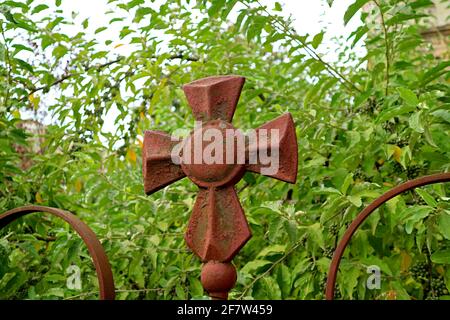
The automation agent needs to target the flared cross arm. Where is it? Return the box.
[183,75,245,122]
[143,75,298,299]
[142,130,185,194]
[246,113,298,183]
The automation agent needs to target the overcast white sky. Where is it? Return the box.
[54,0,364,61]
[29,0,364,136]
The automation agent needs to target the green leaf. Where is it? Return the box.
[55,0,62,7]
[2,11,17,24]
[82,18,89,29]
[175,284,186,299]
[127,0,144,9]
[274,2,282,11]
[419,61,450,86]
[305,223,324,249]
[95,27,107,34]
[438,213,450,240]
[208,0,226,17]
[386,13,427,26]
[415,189,437,207]
[262,276,282,299]
[134,7,153,22]
[404,206,434,234]
[347,195,362,207]
[32,4,49,14]
[276,264,291,297]
[341,173,354,195]
[408,111,424,133]
[52,45,68,59]
[41,35,53,49]
[398,87,419,106]
[344,0,370,26]
[220,0,238,19]
[376,104,416,123]
[241,260,272,274]
[431,109,450,124]
[246,16,266,42]
[431,249,450,264]
[14,58,33,73]
[349,25,368,48]
[3,1,27,9]
[423,124,438,147]
[12,44,33,53]
[312,187,342,195]
[257,244,286,259]
[189,277,203,297]
[311,31,324,49]
[342,265,360,298]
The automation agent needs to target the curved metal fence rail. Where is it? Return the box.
[326,172,450,300]
[0,205,115,300]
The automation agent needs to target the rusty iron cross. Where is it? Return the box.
[143,75,298,299]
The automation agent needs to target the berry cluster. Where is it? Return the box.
[318,276,326,293]
[410,262,449,299]
[328,224,339,237]
[410,262,428,282]
[353,168,373,183]
[392,162,404,175]
[430,277,448,297]
[334,289,342,300]
[323,246,335,259]
[382,121,396,133]
[406,164,421,179]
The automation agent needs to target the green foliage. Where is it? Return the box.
[0,0,449,300]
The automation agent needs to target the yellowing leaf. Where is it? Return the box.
[393,145,402,163]
[436,265,445,275]
[33,243,42,252]
[137,138,143,148]
[400,251,412,272]
[12,110,21,119]
[126,149,137,163]
[75,179,83,193]
[28,93,40,109]
[114,43,124,49]
[139,111,145,120]
[36,192,43,203]
[377,158,384,165]
[386,290,397,300]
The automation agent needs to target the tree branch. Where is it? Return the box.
[21,53,199,101]
[21,57,124,101]
[0,22,12,109]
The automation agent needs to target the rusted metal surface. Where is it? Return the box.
[0,205,115,300]
[325,172,450,300]
[201,261,237,300]
[143,75,298,299]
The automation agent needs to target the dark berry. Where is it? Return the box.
[323,246,334,259]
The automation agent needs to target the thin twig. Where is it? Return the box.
[21,52,199,101]
[237,237,304,299]
[373,0,390,96]
[21,57,124,101]
[0,22,12,109]
[245,1,362,94]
